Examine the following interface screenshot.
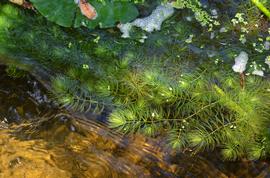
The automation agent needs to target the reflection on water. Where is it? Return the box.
[0,65,270,178]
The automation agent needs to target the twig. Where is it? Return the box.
[251,0,270,19]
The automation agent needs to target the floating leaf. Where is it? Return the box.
[29,0,139,29]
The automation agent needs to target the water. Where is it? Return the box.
[0,65,270,177]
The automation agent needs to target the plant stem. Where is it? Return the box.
[251,0,270,19]
[240,73,245,89]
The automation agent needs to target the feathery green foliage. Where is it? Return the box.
[51,75,110,114]
[107,69,270,160]
[5,65,26,78]
[50,53,270,160]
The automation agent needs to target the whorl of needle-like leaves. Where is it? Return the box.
[51,75,110,114]
[108,69,270,160]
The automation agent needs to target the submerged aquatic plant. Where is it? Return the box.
[5,65,26,78]
[107,69,270,160]
[1,2,270,161]
[48,52,270,160]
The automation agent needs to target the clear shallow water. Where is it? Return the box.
[0,65,270,178]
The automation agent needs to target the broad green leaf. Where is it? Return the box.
[29,0,139,29]
[30,0,76,27]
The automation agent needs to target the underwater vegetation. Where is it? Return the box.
[0,0,270,161]
[51,64,270,160]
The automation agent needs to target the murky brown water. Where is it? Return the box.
[0,65,270,178]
